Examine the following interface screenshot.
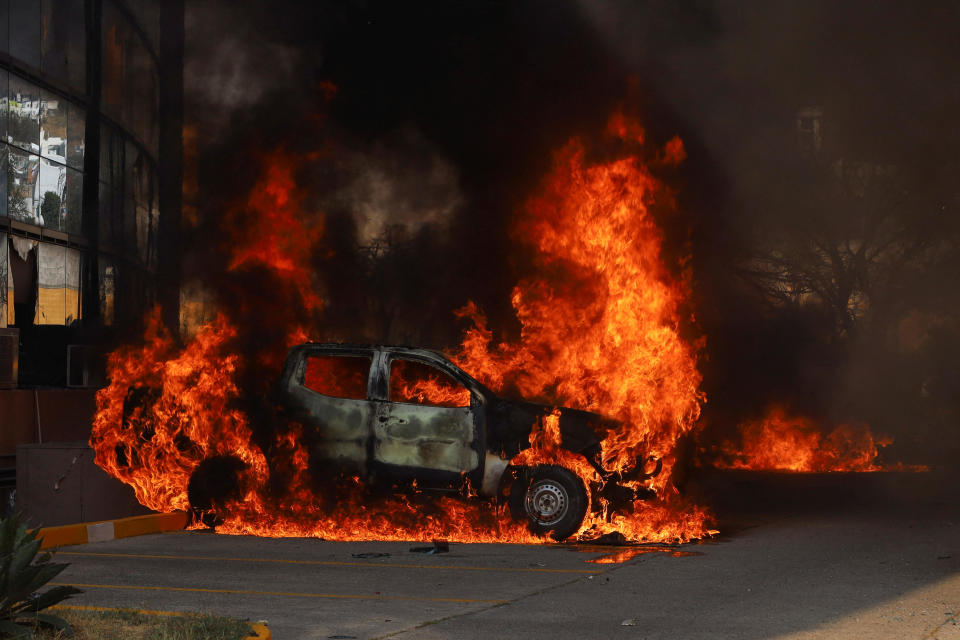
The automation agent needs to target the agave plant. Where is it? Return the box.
[0,515,82,639]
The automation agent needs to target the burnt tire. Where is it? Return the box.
[187,454,248,527]
[509,465,587,541]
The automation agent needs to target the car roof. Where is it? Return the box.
[298,342,452,359]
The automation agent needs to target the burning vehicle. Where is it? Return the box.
[94,117,717,545]
[189,343,662,541]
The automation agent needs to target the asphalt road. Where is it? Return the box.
[51,469,960,639]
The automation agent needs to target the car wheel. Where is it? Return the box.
[187,454,248,527]
[509,465,587,541]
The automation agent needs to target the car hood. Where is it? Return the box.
[485,396,612,459]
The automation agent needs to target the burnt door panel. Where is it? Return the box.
[288,352,375,475]
[373,402,478,474]
[376,357,480,474]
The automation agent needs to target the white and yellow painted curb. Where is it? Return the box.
[38,512,188,550]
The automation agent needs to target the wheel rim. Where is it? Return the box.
[524,479,569,526]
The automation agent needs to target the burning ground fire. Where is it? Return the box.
[92,111,915,546]
[710,405,924,473]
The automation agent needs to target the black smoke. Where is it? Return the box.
[183,0,960,466]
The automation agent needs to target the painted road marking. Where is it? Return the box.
[51,582,509,604]
[58,551,597,574]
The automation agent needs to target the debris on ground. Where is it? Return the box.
[409,540,449,554]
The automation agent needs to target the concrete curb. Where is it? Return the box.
[38,512,188,549]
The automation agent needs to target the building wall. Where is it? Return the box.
[0,0,181,384]
[0,0,183,522]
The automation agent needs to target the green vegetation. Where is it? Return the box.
[0,515,82,639]
[36,609,256,640]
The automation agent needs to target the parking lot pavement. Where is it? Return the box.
[51,470,960,639]
[53,532,626,639]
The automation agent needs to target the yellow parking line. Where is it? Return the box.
[58,551,596,574]
[51,582,508,604]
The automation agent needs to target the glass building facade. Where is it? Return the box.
[0,0,182,386]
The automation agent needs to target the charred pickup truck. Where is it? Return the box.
[278,343,660,540]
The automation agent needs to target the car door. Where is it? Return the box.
[373,355,479,475]
[286,348,376,475]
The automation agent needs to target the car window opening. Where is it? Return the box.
[303,354,371,400]
[390,358,471,408]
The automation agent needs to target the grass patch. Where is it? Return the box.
[34,608,255,640]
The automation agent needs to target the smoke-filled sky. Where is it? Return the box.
[183,0,960,463]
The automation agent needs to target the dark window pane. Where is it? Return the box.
[99,123,120,185]
[9,0,40,69]
[67,103,84,170]
[38,157,65,230]
[41,0,69,84]
[0,3,9,54]
[98,180,114,246]
[303,355,371,400]
[149,182,159,271]
[40,89,67,163]
[127,0,160,54]
[390,359,470,408]
[99,258,115,326]
[0,71,7,143]
[64,167,82,234]
[101,3,125,123]
[0,145,7,217]
[7,146,39,224]
[123,139,138,252]
[136,201,148,263]
[8,75,40,153]
[66,0,85,91]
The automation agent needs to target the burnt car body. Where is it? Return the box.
[278,343,659,539]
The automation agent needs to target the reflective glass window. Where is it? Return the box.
[67,103,84,170]
[40,89,67,164]
[8,76,40,153]
[10,0,41,70]
[38,157,65,229]
[7,145,39,224]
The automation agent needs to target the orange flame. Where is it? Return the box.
[712,405,909,472]
[451,126,710,540]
